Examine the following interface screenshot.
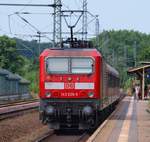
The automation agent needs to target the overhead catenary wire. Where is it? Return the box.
[7,11,54,39]
[15,0,33,13]
[14,12,53,15]
[8,13,36,34]
[0,3,62,7]
[8,13,53,54]
[75,16,97,34]
[0,1,63,47]
[16,39,34,55]
[16,14,40,33]
[15,34,52,58]
[62,10,84,27]
[0,1,100,48]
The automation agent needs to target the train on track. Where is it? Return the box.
[39,40,120,130]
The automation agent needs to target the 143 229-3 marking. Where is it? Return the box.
[61,92,78,97]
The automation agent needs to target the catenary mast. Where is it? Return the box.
[82,0,88,41]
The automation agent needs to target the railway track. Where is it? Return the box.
[35,130,89,142]
[0,100,39,120]
[0,99,39,108]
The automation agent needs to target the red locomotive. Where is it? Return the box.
[39,41,120,130]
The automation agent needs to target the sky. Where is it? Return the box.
[0,0,150,42]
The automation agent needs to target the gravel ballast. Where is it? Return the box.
[0,111,49,142]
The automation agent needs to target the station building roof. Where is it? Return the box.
[0,68,30,83]
[0,68,10,75]
[15,74,30,84]
[128,62,150,100]
[128,64,150,74]
[128,65,150,73]
[6,73,20,80]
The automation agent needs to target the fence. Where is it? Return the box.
[0,68,31,103]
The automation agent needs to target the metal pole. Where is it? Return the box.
[38,32,41,56]
[134,41,137,67]
[95,15,100,48]
[112,48,115,66]
[124,46,127,67]
[82,0,87,41]
[0,2,62,48]
[142,68,145,100]
[53,0,62,47]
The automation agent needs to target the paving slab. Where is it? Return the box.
[87,96,150,142]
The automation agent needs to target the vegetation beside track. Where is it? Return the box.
[94,30,150,90]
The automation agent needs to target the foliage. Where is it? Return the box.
[0,36,25,74]
[24,69,39,94]
[15,38,52,59]
[16,58,39,95]
[124,78,132,90]
[94,30,150,87]
[0,36,39,94]
[139,46,150,60]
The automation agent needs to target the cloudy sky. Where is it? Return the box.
[0,0,149,42]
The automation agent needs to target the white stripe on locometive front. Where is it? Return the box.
[45,82,95,90]
[75,83,94,89]
[45,82,64,89]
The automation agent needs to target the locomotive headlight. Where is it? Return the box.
[46,106,54,115]
[45,92,51,98]
[82,106,93,116]
[88,92,94,98]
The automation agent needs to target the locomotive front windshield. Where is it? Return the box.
[46,57,93,74]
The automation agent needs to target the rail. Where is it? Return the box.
[0,99,39,108]
[0,101,39,120]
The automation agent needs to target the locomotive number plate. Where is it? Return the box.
[64,83,75,89]
[61,92,78,97]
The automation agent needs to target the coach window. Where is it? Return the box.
[46,58,69,74]
[71,58,93,74]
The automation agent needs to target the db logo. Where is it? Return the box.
[64,83,75,89]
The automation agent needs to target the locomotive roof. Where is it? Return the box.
[43,48,99,52]
[40,48,102,57]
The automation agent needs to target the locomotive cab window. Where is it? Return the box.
[46,57,93,74]
[46,58,69,73]
[71,58,93,74]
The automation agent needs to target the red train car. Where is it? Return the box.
[39,47,120,130]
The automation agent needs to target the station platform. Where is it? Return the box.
[87,96,150,142]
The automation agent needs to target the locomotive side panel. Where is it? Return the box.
[101,61,120,110]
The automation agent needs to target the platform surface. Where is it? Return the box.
[87,96,150,142]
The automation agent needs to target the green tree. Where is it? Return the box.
[0,36,25,73]
[93,30,150,87]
